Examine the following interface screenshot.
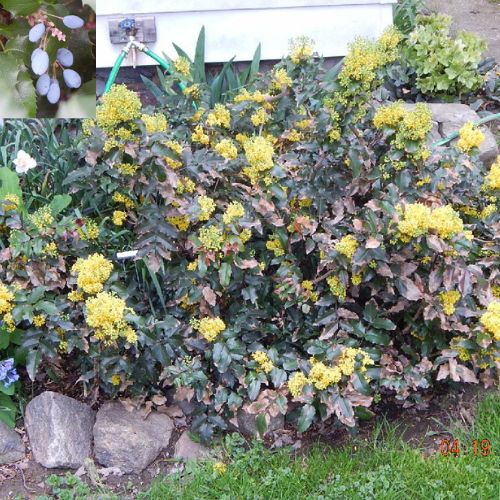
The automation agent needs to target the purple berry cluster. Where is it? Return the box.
[0,358,19,389]
[29,15,84,104]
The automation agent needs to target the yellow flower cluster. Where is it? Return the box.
[377,26,403,58]
[192,125,210,145]
[111,374,121,386]
[174,56,191,76]
[29,206,54,232]
[112,192,134,209]
[484,156,500,190]
[289,36,314,64]
[112,210,127,226]
[192,316,226,342]
[242,136,274,184]
[481,204,496,219]
[251,108,269,127]
[309,360,342,390]
[480,301,500,341]
[198,225,224,251]
[42,242,58,257]
[272,68,293,89]
[457,122,485,154]
[165,157,183,169]
[373,101,406,129]
[96,85,142,131]
[2,194,20,211]
[176,177,196,195]
[206,104,231,128]
[439,290,461,315]
[337,348,374,376]
[252,350,274,373]
[141,113,168,134]
[352,273,363,286]
[233,88,267,105]
[286,129,303,142]
[85,292,137,345]
[327,276,346,301]
[374,102,432,161]
[339,38,386,89]
[398,203,464,241]
[288,348,373,397]
[77,219,100,241]
[266,237,285,257]
[166,215,190,231]
[114,163,138,176]
[213,462,227,475]
[68,290,84,302]
[165,140,183,156]
[71,253,113,295]
[335,235,359,261]
[187,261,197,271]
[214,139,238,160]
[184,84,201,100]
[288,372,309,397]
[222,201,245,225]
[239,228,252,243]
[32,314,46,328]
[0,283,14,316]
[398,203,431,239]
[197,196,216,221]
[430,206,464,240]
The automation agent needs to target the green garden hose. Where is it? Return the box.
[104,51,126,94]
[432,112,500,148]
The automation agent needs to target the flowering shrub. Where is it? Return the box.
[0,28,499,440]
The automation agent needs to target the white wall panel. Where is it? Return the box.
[96,0,396,67]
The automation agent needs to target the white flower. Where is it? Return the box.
[13,150,37,174]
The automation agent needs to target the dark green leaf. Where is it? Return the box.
[297,404,316,433]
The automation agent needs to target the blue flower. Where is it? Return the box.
[0,358,19,388]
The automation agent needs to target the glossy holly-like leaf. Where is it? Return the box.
[1,0,41,16]
[297,404,316,433]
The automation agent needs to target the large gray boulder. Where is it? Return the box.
[0,421,24,464]
[93,402,173,473]
[405,103,498,166]
[25,391,94,468]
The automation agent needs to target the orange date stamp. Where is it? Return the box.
[439,439,492,457]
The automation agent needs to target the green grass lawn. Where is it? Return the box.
[141,392,500,500]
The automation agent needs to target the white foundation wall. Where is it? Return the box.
[96,0,396,68]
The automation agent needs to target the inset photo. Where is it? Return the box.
[0,0,95,118]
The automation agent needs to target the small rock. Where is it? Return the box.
[173,430,209,460]
[0,421,24,464]
[93,402,173,473]
[25,391,94,469]
[237,409,284,437]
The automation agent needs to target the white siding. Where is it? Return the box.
[96,0,396,67]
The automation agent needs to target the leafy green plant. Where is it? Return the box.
[0,0,95,118]
[396,14,486,98]
[38,472,117,500]
[393,0,424,35]
[140,26,262,106]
